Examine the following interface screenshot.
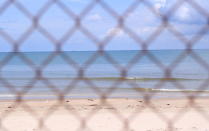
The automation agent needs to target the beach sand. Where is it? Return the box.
[0,98,209,131]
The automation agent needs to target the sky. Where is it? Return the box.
[0,0,209,52]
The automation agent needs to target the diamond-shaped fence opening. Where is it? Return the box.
[0,4,32,41]
[81,4,118,40]
[0,0,209,131]
[0,38,12,52]
[62,30,98,52]
[124,3,163,41]
[168,2,208,40]
[39,4,75,40]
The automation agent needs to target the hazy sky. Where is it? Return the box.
[0,0,209,52]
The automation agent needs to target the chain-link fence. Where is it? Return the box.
[0,0,209,130]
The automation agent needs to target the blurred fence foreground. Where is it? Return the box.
[0,0,209,131]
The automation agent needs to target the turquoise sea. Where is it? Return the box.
[0,50,209,99]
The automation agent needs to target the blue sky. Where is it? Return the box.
[0,0,209,52]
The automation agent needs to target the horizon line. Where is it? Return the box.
[0,48,209,53]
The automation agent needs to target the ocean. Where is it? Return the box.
[0,50,209,99]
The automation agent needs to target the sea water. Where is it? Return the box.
[0,50,209,99]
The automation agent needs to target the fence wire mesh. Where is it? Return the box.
[0,0,209,131]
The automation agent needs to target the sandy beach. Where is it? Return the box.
[0,98,209,131]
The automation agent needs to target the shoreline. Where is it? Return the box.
[0,90,209,101]
[1,97,209,131]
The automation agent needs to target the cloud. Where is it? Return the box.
[106,27,124,37]
[67,0,83,3]
[88,14,103,21]
[155,0,208,25]
[137,26,157,33]
[154,0,166,11]
[177,6,190,20]
[0,20,17,31]
[171,5,207,25]
[64,0,88,5]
